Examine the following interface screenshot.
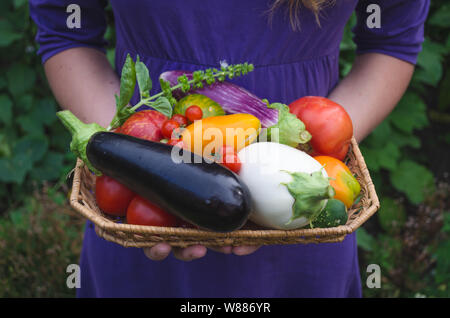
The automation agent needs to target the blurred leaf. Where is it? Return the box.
[356,227,375,252]
[0,152,33,183]
[6,63,36,97]
[16,115,43,135]
[365,120,392,148]
[13,135,48,164]
[378,197,406,233]
[13,0,28,8]
[389,92,428,133]
[107,48,115,69]
[389,131,421,149]
[360,137,400,171]
[377,142,400,171]
[48,123,71,152]
[15,98,56,134]
[0,77,7,90]
[0,95,13,125]
[434,240,450,285]
[34,98,57,126]
[428,5,450,28]
[0,134,11,157]
[437,71,450,111]
[30,152,65,181]
[340,13,356,51]
[0,20,22,47]
[15,94,34,112]
[415,40,446,86]
[390,160,435,204]
[359,145,380,172]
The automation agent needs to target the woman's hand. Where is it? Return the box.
[143,243,261,261]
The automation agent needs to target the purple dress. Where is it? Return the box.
[30,0,429,297]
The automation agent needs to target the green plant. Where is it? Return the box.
[0,185,84,297]
[340,2,450,297]
[0,0,77,214]
[0,0,115,297]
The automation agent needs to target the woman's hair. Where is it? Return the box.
[269,0,334,30]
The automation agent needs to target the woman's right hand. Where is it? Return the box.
[143,243,260,261]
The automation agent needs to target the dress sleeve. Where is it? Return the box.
[352,0,430,65]
[29,0,108,63]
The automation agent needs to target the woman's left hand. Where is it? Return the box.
[143,244,261,261]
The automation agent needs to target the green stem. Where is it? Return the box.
[130,71,228,111]
[56,110,105,175]
[56,110,88,136]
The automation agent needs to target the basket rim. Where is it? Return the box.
[69,136,380,241]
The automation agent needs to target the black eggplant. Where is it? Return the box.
[86,132,252,232]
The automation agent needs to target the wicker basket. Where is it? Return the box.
[69,137,379,248]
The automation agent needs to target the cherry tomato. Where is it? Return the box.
[289,96,353,161]
[214,146,241,173]
[171,114,188,127]
[185,105,203,122]
[222,153,241,174]
[126,196,178,227]
[161,119,181,139]
[95,175,135,216]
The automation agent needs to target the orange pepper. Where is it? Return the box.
[181,114,261,155]
[314,156,361,209]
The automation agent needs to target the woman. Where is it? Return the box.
[30,0,429,297]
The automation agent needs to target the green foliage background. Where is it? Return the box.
[0,1,448,297]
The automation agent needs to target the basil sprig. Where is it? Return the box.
[108,54,254,130]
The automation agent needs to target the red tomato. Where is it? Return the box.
[289,96,353,161]
[121,110,167,142]
[222,153,241,174]
[95,175,135,216]
[161,119,181,139]
[171,114,188,127]
[126,196,178,227]
[214,146,241,173]
[185,105,203,122]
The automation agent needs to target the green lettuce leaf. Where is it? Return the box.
[266,103,311,147]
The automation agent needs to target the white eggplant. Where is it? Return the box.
[237,142,335,230]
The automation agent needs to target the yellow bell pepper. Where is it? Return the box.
[181,113,261,155]
[314,156,361,209]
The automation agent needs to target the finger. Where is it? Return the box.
[208,246,233,254]
[232,245,261,256]
[143,243,172,261]
[172,245,207,261]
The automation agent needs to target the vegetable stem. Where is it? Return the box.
[57,110,87,136]
[56,110,105,175]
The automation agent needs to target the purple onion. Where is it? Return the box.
[159,70,278,128]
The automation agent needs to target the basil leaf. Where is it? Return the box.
[118,54,136,109]
[150,96,172,118]
[135,56,152,99]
